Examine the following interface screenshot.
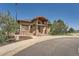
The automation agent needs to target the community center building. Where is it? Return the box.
[17,16,50,36]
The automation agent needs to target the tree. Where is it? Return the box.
[50,19,68,35]
[68,27,75,33]
[0,11,19,43]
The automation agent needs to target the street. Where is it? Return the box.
[14,37,79,56]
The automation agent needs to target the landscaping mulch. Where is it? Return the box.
[0,36,33,47]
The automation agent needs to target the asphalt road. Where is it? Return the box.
[14,37,79,56]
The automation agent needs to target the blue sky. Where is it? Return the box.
[0,3,79,30]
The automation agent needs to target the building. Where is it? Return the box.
[17,16,50,36]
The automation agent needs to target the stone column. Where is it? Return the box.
[35,20,39,36]
[15,35,19,40]
[29,25,31,32]
[43,27,46,34]
[36,25,39,35]
[20,25,22,35]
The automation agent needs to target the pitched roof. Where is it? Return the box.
[17,16,48,23]
[32,16,48,21]
[17,20,31,23]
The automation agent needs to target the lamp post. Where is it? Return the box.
[15,3,21,34]
[15,3,17,21]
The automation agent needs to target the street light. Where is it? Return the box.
[15,3,18,21]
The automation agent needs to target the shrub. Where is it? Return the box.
[68,27,75,33]
[50,19,68,35]
[0,31,6,44]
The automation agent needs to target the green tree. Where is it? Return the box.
[0,11,19,43]
[50,19,68,35]
[68,27,75,33]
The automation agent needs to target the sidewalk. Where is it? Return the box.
[0,35,79,56]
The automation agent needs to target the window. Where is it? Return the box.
[22,25,29,30]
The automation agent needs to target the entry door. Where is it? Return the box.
[38,25,43,33]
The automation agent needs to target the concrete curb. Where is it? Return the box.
[0,36,79,56]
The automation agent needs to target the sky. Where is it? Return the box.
[0,3,79,30]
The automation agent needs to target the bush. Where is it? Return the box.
[50,19,68,35]
[0,32,6,44]
[0,11,19,44]
[68,27,75,33]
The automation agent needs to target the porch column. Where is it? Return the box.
[35,19,39,36]
[43,27,46,34]
[36,25,39,35]
[29,25,31,32]
[20,25,22,34]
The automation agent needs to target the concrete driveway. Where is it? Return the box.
[14,37,79,56]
